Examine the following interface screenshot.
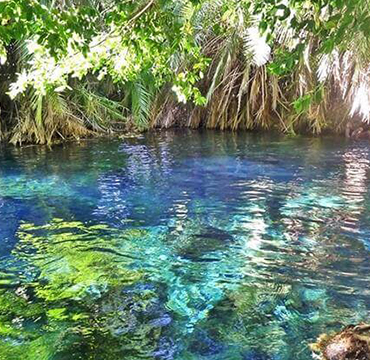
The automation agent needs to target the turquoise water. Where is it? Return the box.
[0,130,370,359]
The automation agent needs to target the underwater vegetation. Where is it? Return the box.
[0,196,368,360]
[0,219,163,360]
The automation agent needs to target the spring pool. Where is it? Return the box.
[0,130,369,360]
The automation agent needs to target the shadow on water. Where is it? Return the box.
[0,130,370,359]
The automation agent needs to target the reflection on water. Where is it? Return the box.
[0,130,370,359]
[341,148,370,234]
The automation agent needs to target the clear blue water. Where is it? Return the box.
[0,130,370,360]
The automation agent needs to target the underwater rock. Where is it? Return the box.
[175,226,234,261]
[149,314,172,328]
[311,324,370,360]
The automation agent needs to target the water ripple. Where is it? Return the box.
[0,133,370,359]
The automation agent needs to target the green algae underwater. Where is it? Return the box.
[0,131,370,360]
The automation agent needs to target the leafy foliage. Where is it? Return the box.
[0,0,370,142]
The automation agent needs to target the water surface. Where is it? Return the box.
[0,130,370,360]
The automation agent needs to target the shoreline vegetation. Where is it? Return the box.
[0,0,369,145]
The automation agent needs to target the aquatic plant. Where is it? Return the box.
[0,215,250,359]
[0,218,175,359]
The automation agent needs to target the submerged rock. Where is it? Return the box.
[175,226,234,261]
[311,324,370,360]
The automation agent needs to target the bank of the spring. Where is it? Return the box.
[1,55,369,146]
[1,89,368,146]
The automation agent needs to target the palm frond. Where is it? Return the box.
[243,27,271,67]
[127,79,154,130]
